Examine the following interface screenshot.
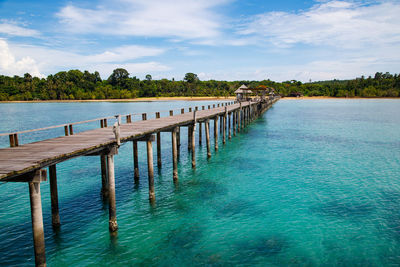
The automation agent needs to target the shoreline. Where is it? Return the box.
[1,96,398,103]
[0,96,235,103]
[281,96,400,100]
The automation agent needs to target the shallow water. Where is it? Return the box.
[0,99,400,266]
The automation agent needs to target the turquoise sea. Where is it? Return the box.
[0,99,400,266]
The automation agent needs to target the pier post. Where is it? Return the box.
[179,109,185,159]
[244,107,247,127]
[177,127,181,159]
[172,127,178,182]
[249,104,253,124]
[223,108,226,145]
[236,110,238,135]
[188,125,192,151]
[205,120,211,158]
[192,111,197,169]
[29,170,47,267]
[100,155,109,196]
[228,112,232,139]
[49,165,60,228]
[242,107,245,129]
[233,111,236,136]
[156,112,161,169]
[243,107,247,128]
[146,136,155,202]
[107,147,118,232]
[214,116,218,151]
[238,105,242,132]
[249,104,251,122]
[133,141,139,182]
[199,122,202,146]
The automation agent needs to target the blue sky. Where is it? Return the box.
[0,0,399,82]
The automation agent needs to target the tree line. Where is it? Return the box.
[0,68,399,101]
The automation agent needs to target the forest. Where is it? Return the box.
[0,68,399,101]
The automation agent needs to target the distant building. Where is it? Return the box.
[235,84,248,101]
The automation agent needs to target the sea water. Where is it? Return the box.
[0,99,399,266]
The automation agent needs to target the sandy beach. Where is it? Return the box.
[281,96,399,100]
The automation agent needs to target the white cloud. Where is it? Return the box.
[85,45,165,63]
[4,41,169,78]
[57,0,228,41]
[0,22,40,37]
[239,1,400,49]
[0,39,43,77]
[90,62,171,77]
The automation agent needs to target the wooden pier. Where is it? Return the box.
[0,97,279,267]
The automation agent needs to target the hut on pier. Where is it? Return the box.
[235,84,252,101]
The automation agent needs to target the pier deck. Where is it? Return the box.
[1,101,249,181]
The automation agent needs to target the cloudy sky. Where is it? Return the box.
[0,0,399,81]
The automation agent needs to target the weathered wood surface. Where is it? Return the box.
[0,101,274,181]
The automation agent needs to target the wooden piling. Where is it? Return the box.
[177,127,181,159]
[107,150,118,232]
[179,110,184,158]
[126,115,132,123]
[222,110,226,145]
[29,179,46,267]
[146,137,155,202]
[238,105,242,132]
[100,155,109,196]
[49,165,60,228]
[214,116,218,151]
[242,107,245,129]
[9,133,18,147]
[172,127,178,182]
[188,125,192,151]
[192,111,196,169]
[228,112,232,139]
[133,141,139,182]
[156,112,161,168]
[198,122,202,146]
[233,110,237,136]
[220,116,223,133]
[106,159,118,232]
[205,120,211,158]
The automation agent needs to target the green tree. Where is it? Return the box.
[184,73,199,83]
[108,68,130,88]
